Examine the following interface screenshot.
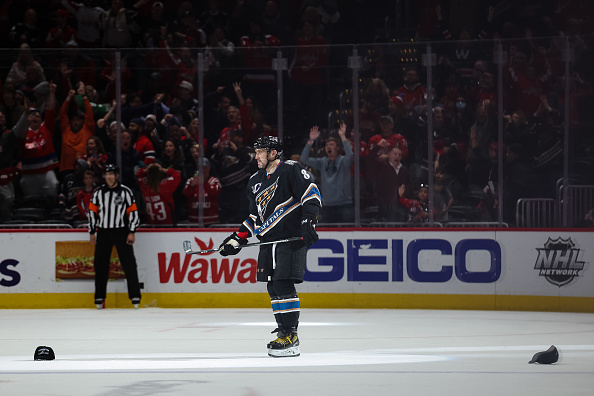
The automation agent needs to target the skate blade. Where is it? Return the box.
[267,346,300,358]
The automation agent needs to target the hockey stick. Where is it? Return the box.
[183,237,303,255]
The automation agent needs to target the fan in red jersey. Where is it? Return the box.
[183,156,221,225]
[136,162,181,225]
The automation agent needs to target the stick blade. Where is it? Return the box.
[182,240,193,254]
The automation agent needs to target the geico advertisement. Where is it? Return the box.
[0,231,591,296]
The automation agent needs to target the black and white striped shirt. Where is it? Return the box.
[88,183,140,233]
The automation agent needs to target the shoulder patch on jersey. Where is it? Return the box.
[251,182,262,194]
[284,160,298,165]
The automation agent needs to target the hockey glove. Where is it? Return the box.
[219,232,248,256]
[301,216,319,247]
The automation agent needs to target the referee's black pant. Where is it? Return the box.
[94,228,141,302]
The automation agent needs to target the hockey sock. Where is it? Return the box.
[271,296,300,330]
[270,297,284,330]
[267,282,283,329]
[268,280,300,330]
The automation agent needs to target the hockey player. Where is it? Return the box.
[218,136,321,357]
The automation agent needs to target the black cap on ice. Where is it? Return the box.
[34,346,55,361]
[528,345,558,364]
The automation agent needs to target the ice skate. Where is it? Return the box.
[95,299,105,310]
[267,329,300,357]
[267,328,282,349]
[132,297,140,309]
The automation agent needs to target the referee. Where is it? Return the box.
[88,163,142,309]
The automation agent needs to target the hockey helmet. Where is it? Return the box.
[254,136,283,159]
[104,163,120,174]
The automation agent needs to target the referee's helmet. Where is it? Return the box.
[105,163,120,174]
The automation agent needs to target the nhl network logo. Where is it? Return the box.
[534,237,586,287]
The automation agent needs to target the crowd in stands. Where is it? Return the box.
[0,1,593,227]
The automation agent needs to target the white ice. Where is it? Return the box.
[0,308,593,396]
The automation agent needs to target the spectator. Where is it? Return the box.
[5,44,46,89]
[230,82,256,144]
[20,82,59,201]
[216,105,240,148]
[200,0,230,38]
[136,162,181,225]
[503,110,530,149]
[158,137,186,174]
[204,26,236,84]
[0,112,27,221]
[170,80,198,126]
[466,68,497,112]
[99,52,131,102]
[347,99,381,140]
[205,93,231,145]
[433,167,454,221]
[102,0,140,48]
[165,116,196,166]
[32,81,50,114]
[60,0,105,48]
[393,67,426,116]
[300,123,354,223]
[0,84,26,130]
[451,96,474,146]
[76,169,97,221]
[163,46,198,91]
[9,8,45,48]
[466,102,495,188]
[508,50,552,119]
[183,156,221,225]
[431,106,455,158]
[76,84,108,118]
[157,138,187,221]
[45,9,77,49]
[144,113,164,156]
[83,135,107,182]
[120,92,168,127]
[362,78,390,114]
[367,145,411,222]
[388,95,411,134]
[211,129,256,224]
[238,19,281,114]
[17,61,47,103]
[58,40,97,91]
[58,158,87,222]
[289,18,328,129]
[368,115,409,160]
[481,142,503,221]
[398,183,435,223]
[173,11,207,47]
[137,1,166,48]
[128,117,156,165]
[107,130,140,190]
[59,84,95,174]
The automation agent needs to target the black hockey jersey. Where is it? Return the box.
[239,160,321,242]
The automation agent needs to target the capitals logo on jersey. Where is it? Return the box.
[256,178,279,222]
